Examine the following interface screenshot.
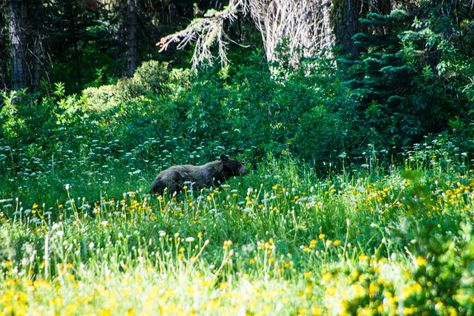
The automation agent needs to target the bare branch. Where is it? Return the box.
[158,0,334,68]
[158,1,246,68]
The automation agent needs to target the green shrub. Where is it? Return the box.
[81,85,118,112]
[293,105,347,164]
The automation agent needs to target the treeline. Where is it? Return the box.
[0,0,473,171]
[1,1,472,94]
[0,0,227,93]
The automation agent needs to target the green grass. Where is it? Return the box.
[0,142,473,315]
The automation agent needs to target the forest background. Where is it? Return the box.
[1,0,473,166]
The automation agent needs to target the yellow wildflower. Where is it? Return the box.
[415,256,427,267]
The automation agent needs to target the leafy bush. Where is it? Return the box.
[81,85,119,113]
[2,36,473,176]
[0,86,89,151]
[293,105,348,164]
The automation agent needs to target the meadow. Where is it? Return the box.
[0,134,473,315]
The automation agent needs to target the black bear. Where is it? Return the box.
[150,155,248,195]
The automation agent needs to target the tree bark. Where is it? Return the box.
[0,60,6,91]
[375,0,392,14]
[0,5,8,91]
[28,1,43,93]
[64,1,82,87]
[9,0,28,90]
[332,0,367,58]
[32,35,42,92]
[126,0,138,77]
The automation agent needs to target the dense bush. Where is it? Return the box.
[2,10,473,174]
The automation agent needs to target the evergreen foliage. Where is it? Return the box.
[346,8,473,149]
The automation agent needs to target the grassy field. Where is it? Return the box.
[0,139,473,315]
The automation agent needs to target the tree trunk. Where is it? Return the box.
[0,58,6,91]
[0,6,7,91]
[64,1,82,88]
[126,0,138,77]
[28,1,43,93]
[375,0,392,14]
[0,60,6,91]
[9,0,28,90]
[332,0,367,58]
[32,35,42,92]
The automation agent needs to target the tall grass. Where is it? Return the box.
[0,136,473,315]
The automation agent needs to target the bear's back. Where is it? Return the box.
[150,156,247,195]
[160,161,222,188]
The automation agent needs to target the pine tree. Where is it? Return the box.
[345,8,470,148]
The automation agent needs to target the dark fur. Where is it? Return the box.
[150,155,248,195]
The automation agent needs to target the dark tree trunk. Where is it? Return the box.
[0,60,6,91]
[28,1,43,93]
[0,5,8,91]
[9,0,28,90]
[332,0,367,58]
[31,35,42,91]
[375,0,392,14]
[0,58,6,91]
[65,1,82,88]
[126,0,137,77]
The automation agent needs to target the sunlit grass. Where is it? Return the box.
[0,136,473,315]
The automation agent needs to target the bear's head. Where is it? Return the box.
[220,155,248,177]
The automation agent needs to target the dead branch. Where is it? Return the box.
[158,0,334,68]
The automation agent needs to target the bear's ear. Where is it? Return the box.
[220,155,229,161]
